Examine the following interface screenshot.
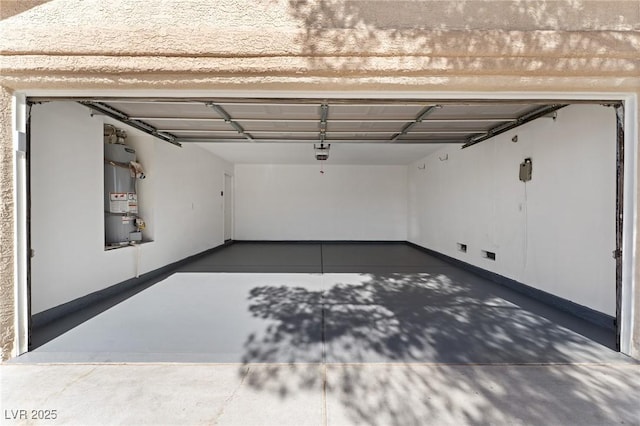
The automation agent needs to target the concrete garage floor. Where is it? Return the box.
[3,243,639,425]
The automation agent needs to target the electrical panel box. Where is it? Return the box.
[519,158,532,182]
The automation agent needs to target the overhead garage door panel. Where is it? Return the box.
[411,120,506,132]
[327,121,405,133]
[397,134,468,142]
[246,131,321,140]
[427,104,542,120]
[105,101,218,120]
[144,118,233,132]
[328,104,424,120]
[170,130,246,139]
[240,120,320,132]
[217,103,321,120]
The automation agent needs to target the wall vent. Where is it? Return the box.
[482,250,496,260]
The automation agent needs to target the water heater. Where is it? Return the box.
[104,128,144,246]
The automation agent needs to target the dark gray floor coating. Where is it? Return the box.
[21,243,631,364]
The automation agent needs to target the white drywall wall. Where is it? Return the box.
[30,102,232,313]
[408,104,617,315]
[234,164,408,241]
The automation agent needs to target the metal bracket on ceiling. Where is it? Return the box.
[79,101,181,147]
[462,104,568,149]
[391,105,442,142]
[319,104,329,143]
[205,103,253,141]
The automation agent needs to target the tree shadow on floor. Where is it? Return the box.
[239,271,637,424]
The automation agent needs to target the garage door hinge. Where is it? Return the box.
[612,249,622,259]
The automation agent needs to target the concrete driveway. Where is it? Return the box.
[2,362,639,425]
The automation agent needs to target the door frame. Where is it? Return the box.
[223,172,233,242]
[10,89,638,358]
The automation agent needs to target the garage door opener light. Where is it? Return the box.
[314,143,330,161]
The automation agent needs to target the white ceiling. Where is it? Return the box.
[196,142,450,165]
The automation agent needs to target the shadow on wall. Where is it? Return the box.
[279,0,640,73]
[0,0,51,20]
[239,272,636,424]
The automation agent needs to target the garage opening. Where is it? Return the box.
[16,96,630,363]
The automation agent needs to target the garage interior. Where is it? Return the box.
[16,97,631,364]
